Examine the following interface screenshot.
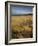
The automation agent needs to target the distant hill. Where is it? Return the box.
[11,13,33,16]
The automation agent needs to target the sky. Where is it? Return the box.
[10,5,33,15]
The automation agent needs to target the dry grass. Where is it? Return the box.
[10,15,33,38]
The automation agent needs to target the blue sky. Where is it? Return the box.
[10,5,33,15]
